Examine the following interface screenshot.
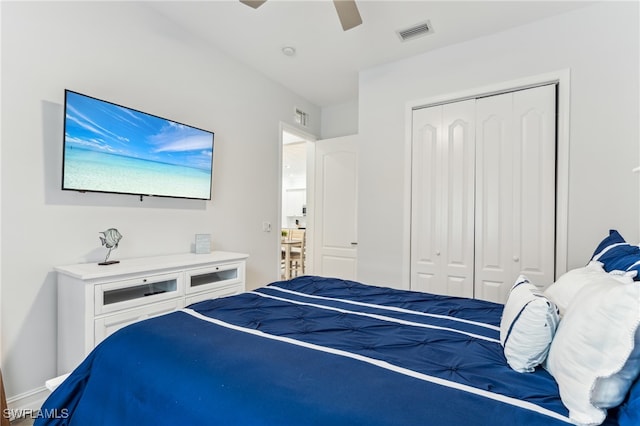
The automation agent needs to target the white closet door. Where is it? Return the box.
[411,100,475,297]
[411,106,442,293]
[513,85,557,288]
[474,93,514,302]
[474,85,556,302]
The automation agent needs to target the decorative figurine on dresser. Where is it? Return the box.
[98,228,122,265]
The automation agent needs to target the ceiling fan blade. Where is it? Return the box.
[240,0,267,9]
[333,0,362,31]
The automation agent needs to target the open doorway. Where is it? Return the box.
[280,126,315,280]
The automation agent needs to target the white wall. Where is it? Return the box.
[321,100,358,139]
[357,2,639,288]
[0,1,320,399]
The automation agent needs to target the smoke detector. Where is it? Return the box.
[282,46,296,56]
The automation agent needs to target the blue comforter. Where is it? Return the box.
[36,276,613,425]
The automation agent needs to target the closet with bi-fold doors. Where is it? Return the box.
[410,84,556,304]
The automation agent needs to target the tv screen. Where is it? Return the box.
[62,90,214,200]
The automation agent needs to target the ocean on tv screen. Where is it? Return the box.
[63,147,212,199]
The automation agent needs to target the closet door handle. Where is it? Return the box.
[513,256,520,262]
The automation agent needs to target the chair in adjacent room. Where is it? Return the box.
[288,229,306,277]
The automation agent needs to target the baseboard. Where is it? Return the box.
[5,386,49,421]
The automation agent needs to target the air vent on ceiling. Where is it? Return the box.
[396,21,433,42]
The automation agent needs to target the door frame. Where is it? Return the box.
[278,122,317,279]
[403,69,571,290]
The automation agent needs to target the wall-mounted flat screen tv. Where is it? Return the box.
[62,90,214,200]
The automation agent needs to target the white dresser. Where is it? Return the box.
[55,251,249,375]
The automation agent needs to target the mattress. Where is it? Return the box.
[35,276,620,425]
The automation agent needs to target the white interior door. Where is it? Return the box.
[411,100,476,297]
[474,85,556,302]
[313,135,358,280]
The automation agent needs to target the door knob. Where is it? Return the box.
[513,256,520,262]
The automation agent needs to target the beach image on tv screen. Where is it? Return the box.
[63,91,214,200]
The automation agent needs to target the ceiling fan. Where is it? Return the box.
[239,0,363,31]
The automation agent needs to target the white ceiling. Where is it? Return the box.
[144,0,593,107]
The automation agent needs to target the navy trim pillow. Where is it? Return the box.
[591,230,640,279]
[594,244,640,272]
[591,229,626,259]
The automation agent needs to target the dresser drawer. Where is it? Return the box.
[94,298,184,346]
[185,262,244,295]
[185,282,244,306]
[95,272,184,315]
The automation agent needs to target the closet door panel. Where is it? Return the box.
[475,85,556,302]
[415,272,443,296]
[475,94,514,302]
[514,85,556,286]
[445,276,469,298]
[410,100,475,297]
[480,280,503,304]
[441,101,475,298]
[411,107,443,294]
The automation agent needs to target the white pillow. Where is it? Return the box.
[544,261,632,317]
[545,269,640,425]
[500,275,560,373]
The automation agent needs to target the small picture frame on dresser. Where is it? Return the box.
[195,234,211,254]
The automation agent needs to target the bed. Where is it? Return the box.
[38,227,640,426]
[35,266,639,425]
